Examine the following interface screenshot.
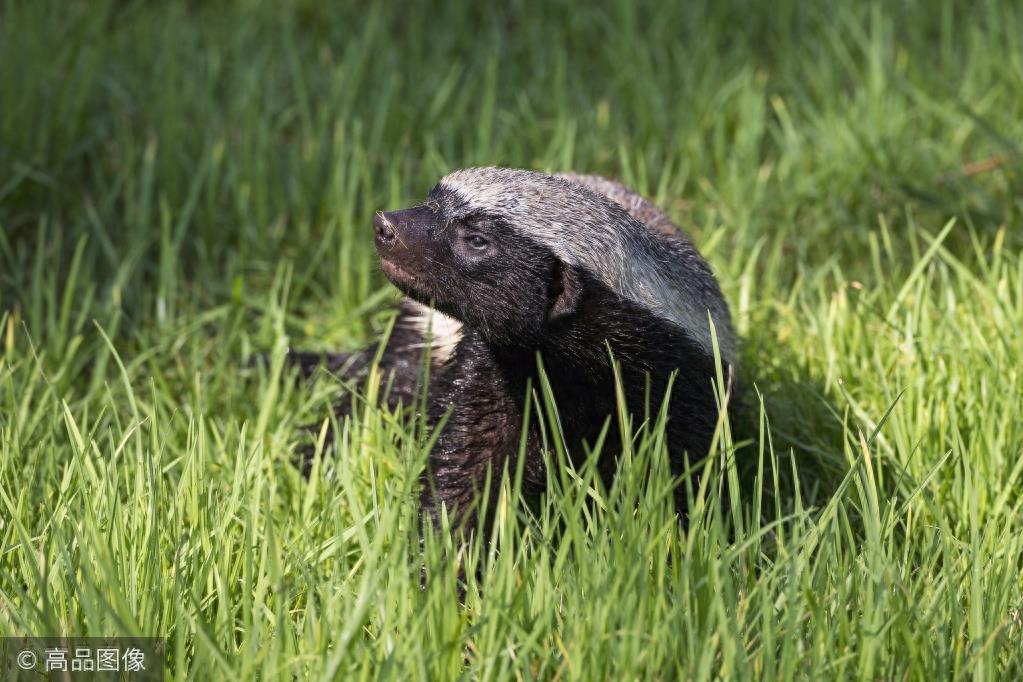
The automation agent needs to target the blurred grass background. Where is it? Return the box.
[1,0,1022,678]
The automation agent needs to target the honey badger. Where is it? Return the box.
[296,167,738,534]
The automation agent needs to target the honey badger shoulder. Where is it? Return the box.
[335,167,737,533]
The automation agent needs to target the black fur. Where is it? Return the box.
[296,170,737,539]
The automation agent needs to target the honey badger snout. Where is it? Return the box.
[373,211,397,246]
[373,204,444,295]
[372,205,437,254]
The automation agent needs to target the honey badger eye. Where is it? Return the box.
[465,234,489,250]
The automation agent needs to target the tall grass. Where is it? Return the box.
[1,0,1022,678]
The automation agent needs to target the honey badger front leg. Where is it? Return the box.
[280,349,372,380]
[281,299,451,473]
[419,333,546,540]
[277,298,451,415]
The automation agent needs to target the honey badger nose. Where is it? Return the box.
[373,211,397,246]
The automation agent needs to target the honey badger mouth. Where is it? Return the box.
[378,257,416,287]
[378,257,434,305]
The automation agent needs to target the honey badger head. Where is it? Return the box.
[374,167,735,361]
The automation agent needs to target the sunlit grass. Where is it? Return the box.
[1,0,1022,678]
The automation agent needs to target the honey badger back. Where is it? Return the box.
[295,168,738,534]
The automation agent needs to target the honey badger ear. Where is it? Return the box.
[547,260,583,321]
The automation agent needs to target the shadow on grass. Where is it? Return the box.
[730,333,897,538]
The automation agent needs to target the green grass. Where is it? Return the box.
[2,0,1023,678]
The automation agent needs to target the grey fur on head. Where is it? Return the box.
[439,167,736,363]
